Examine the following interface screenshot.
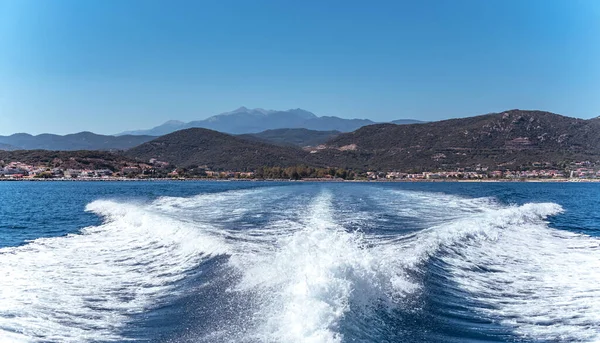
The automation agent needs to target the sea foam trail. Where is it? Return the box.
[226,191,417,343]
[376,190,600,342]
[3,186,600,343]
[438,205,600,342]
[194,189,600,343]
[150,188,281,222]
[0,199,228,343]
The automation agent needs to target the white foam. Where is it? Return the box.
[3,187,600,343]
[228,191,417,343]
[378,191,600,341]
[150,188,277,222]
[193,189,600,343]
[0,199,228,342]
[380,189,499,225]
[438,205,600,341]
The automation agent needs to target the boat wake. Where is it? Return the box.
[1,186,599,343]
[0,199,229,342]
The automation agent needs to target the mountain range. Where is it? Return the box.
[0,107,422,151]
[0,132,155,151]
[124,109,600,171]
[118,107,423,136]
[239,128,341,147]
[0,128,343,151]
[125,128,312,170]
[2,109,599,173]
[0,150,137,171]
[0,143,19,151]
[311,109,600,171]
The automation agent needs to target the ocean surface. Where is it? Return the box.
[1,181,600,343]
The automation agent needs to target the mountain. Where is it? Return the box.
[391,119,425,125]
[185,107,320,134]
[239,128,341,147]
[0,143,20,151]
[10,109,591,173]
[301,116,376,132]
[311,109,600,171]
[119,120,186,136]
[127,109,600,172]
[118,107,422,135]
[0,132,156,151]
[125,128,315,170]
[0,150,136,171]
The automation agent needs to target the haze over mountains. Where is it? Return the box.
[118,107,423,136]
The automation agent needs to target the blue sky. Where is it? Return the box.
[0,0,599,135]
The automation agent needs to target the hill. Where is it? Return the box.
[312,109,600,171]
[127,109,600,173]
[239,128,340,147]
[125,128,314,170]
[0,150,137,171]
[0,132,155,151]
[0,143,20,151]
[119,107,422,135]
[8,109,595,174]
[391,119,426,125]
[118,120,186,137]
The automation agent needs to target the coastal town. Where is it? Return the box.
[2,158,600,181]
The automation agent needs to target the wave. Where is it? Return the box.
[201,191,411,343]
[219,190,600,343]
[376,191,600,342]
[2,186,600,343]
[436,205,600,342]
[0,198,229,343]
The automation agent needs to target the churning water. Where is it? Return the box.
[1,181,599,342]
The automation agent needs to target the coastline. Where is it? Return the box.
[1,177,599,183]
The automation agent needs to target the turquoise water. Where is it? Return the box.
[1,181,599,342]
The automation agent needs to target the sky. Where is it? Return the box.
[0,0,599,135]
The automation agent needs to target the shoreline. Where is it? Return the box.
[1,177,599,183]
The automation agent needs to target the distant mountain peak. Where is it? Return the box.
[116,107,422,136]
[284,108,318,119]
[220,106,274,116]
[229,106,250,113]
[10,133,33,138]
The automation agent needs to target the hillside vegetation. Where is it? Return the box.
[313,109,600,171]
[0,150,137,171]
[239,128,340,147]
[125,128,316,170]
[0,132,155,151]
[5,110,599,174]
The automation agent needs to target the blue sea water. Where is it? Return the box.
[1,181,599,343]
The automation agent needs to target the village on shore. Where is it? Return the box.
[2,158,600,182]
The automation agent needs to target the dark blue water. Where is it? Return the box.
[1,181,599,343]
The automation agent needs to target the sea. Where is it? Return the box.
[1,181,599,343]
